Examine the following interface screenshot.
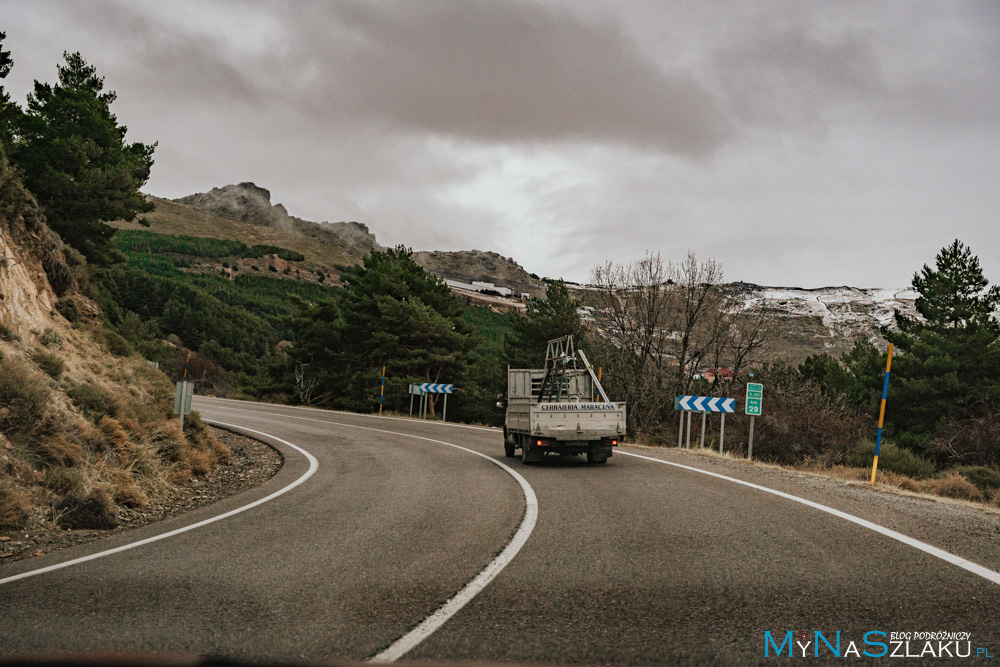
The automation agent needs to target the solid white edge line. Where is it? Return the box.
[0,421,319,587]
[195,395,499,432]
[618,451,1000,586]
[204,399,1000,587]
[199,402,537,663]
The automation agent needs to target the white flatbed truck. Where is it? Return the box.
[502,336,626,464]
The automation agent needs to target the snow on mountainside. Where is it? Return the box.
[740,283,919,341]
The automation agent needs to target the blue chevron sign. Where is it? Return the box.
[419,383,454,394]
[673,395,736,413]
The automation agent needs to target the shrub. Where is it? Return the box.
[927,404,1000,469]
[32,348,65,378]
[723,369,866,465]
[0,324,20,342]
[57,489,119,529]
[0,478,30,530]
[67,382,121,420]
[0,356,51,436]
[39,328,63,348]
[920,474,984,502]
[846,441,937,480]
[37,435,85,468]
[54,296,81,322]
[46,466,89,496]
[111,470,148,509]
[101,329,134,357]
[946,465,1000,495]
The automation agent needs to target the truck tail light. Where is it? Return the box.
[536,439,546,446]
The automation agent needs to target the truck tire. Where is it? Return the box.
[587,448,608,464]
[503,427,516,457]
[521,439,535,465]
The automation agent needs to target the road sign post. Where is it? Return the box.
[674,395,735,452]
[745,383,763,459]
[719,413,725,454]
[415,383,454,421]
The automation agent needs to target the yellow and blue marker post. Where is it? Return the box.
[379,365,386,416]
[870,343,894,484]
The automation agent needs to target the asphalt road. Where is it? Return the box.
[2,397,999,665]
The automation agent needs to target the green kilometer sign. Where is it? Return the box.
[746,382,763,415]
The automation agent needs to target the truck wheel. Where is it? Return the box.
[504,442,516,458]
[587,449,607,464]
[521,441,535,465]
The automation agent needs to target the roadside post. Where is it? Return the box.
[174,353,193,428]
[408,384,425,417]
[674,396,736,451]
[870,343,894,484]
[379,366,386,416]
[418,383,454,421]
[745,382,763,460]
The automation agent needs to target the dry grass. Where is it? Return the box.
[637,441,1000,512]
[920,474,985,502]
[0,478,30,530]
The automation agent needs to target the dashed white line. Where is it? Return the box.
[0,421,318,587]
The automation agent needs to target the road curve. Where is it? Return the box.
[3,397,1000,665]
[0,398,525,663]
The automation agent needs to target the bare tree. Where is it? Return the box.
[668,252,724,393]
[590,252,773,438]
[294,362,321,405]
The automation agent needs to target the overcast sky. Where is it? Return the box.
[2,0,998,287]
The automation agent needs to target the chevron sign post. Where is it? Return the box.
[674,395,736,453]
[416,383,455,421]
[674,396,736,413]
[418,383,454,394]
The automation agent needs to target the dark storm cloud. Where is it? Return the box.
[56,0,731,156]
[711,24,882,130]
[286,1,731,155]
[1,0,998,287]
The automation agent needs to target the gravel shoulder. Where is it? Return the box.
[0,427,281,566]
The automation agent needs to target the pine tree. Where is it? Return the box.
[12,52,155,263]
[886,240,1000,445]
[504,280,585,368]
[295,247,472,412]
[0,32,18,148]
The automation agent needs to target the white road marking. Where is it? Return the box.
[619,450,1000,586]
[0,422,318,587]
[204,399,1000,588]
[197,402,538,663]
[196,395,499,432]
